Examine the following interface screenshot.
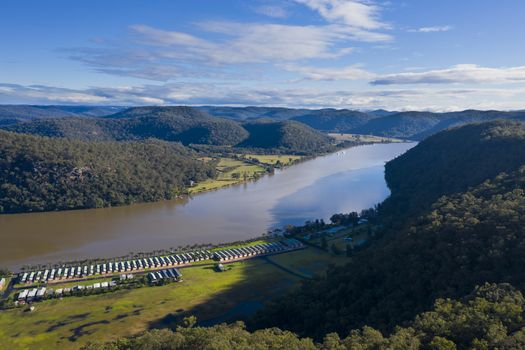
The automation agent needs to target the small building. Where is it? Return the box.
[215,263,226,272]
[18,289,29,301]
[172,268,182,280]
[148,272,157,282]
[36,287,46,299]
[0,277,5,289]
[101,282,109,288]
[20,273,28,283]
[26,288,38,302]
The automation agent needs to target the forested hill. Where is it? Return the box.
[197,106,312,121]
[290,109,374,133]
[4,105,525,141]
[3,107,250,146]
[384,119,525,217]
[85,283,525,349]
[0,130,215,214]
[200,106,525,140]
[239,120,334,152]
[252,119,525,340]
[2,106,334,152]
[0,105,124,126]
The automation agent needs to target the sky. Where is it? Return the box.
[1,0,525,111]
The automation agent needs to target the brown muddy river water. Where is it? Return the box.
[0,142,415,270]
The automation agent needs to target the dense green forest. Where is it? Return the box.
[383,120,525,217]
[200,106,525,140]
[3,107,250,146]
[290,109,374,133]
[4,105,525,141]
[0,130,215,213]
[74,119,525,349]
[2,106,334,152]
[0,105,123,126]
[83,283,525,349]
[0,107,340,213]
[239,120,334,152]
[252,120,525,339]
[352,110,525,140]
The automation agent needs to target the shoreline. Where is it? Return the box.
[0,141,415,272]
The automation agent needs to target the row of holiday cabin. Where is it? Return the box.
[212,239,303,262]
[18,239,304,284]
[19,251,211,284]
[17,281,120,303]
[148,268,182,283]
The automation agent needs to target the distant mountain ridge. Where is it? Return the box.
[4,104,525,141]
[199,107,525,140]
[0,105,125,126]
[3,106,334,153]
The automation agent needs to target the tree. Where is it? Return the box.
[331,243,341,255]
[321,236,328,250]
[346,244,352,257]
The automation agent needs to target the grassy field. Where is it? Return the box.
[241,154,302,166]
[0,247,347,350]
[329,133,405,143]
[189,158,266,194]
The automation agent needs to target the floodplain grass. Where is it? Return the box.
[328,133,405,143]
[241,154,302,166]
[0,247,345,350]
[189,158,266,194]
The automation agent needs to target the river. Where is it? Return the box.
[0,142,415,270]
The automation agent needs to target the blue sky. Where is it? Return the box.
[1,0,525,110]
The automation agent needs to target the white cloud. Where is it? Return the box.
[67,19,390,82]
[63,0,391,82]
[410,25,452,33]
[296,0,387,29]
[3,82,525,112]
[371,64,525,85]
[254,5,288,18]
[282,64,374,81]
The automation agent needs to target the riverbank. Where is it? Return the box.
[0,142,416,271]
[188,155,300,194]
[0,243,349,350]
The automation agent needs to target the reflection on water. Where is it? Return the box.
[0,142,415,269]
